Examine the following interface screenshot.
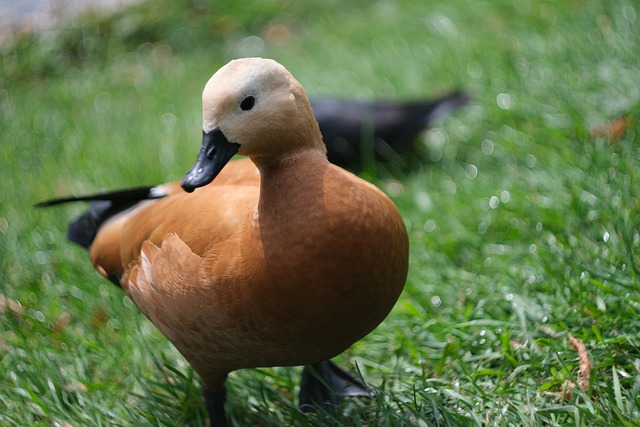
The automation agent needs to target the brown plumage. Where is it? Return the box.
[40,58,409,425]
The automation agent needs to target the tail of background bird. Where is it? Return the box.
[386,90,470,151]
[417,90,470,125]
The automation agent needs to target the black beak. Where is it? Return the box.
[181,128,240,193]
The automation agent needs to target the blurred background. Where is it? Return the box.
[1,0,639,425]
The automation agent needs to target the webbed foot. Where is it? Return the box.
[298,360,372,412]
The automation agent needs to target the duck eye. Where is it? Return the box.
[240,96,255,111]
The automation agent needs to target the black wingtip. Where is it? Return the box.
[35,185,166,208]
[36,185,168,248]
[34,196,82,208]
[66,200,112,248]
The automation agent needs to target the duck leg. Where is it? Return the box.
[298,360,372,412]
[203,387,228,427]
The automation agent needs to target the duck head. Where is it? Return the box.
[181,58,325,192]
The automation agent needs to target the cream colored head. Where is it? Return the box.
[201,58,325,160]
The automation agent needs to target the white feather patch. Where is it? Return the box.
[149,186,167,199]
[140,248,154,283]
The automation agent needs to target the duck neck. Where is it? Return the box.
[253,149,328,220]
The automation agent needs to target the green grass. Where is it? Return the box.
[1,0,639,425]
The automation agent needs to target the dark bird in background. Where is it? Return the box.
[311,90,469,169]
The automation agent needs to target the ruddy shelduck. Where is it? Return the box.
[39,57,409,426]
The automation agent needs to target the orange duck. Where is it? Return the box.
[39,58,409,426]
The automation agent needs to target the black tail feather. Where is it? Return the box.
[36,185,167,248]
[34,185,163,207]
[66,200,113,248]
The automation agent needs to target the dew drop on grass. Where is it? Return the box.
[423,220,436,233]
[34,251,48,265]
[69,286,84,300]
[603,231,610,242]
[31,230,44,247]
[431,295,442,307]
[623,6,636,23]
[587,29,603,45]
[403,218,412,232]
[496,93,514,110]
[32,113,47,134]
[580,190,597,205]
[31,309,45,323]
[526,154,537,168]
[489,196,499,209]
[99,284,110,297]
[426,129,446,161]
[385,180,404,197]
[93,92,111,113]
[432,15,458,37]
[41,272,51,286]
[161,112,177,133]
[442,179,456,194]
[465,164,478,179]
[415,191,432,211]
[481,139,494,155]
[467,61,483,79]
[239,35,265,56]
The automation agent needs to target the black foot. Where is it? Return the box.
[298,360,372,413]
[203,387,228,427]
